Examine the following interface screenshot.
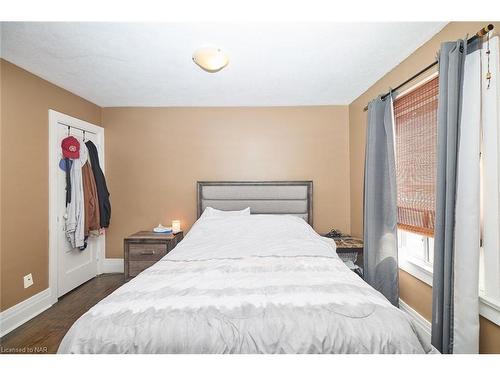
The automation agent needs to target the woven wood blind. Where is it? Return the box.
[394,77,438,237]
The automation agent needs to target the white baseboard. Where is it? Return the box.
[0,288,54,337]
[100,258,124,274]
[399,298,432,345]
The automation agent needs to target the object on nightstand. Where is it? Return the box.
[338,255,363,278]
[153,224,173,233]
[322,230,364,278]
[324,228,348,239]
[171,220,181,234]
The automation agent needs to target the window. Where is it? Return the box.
[397,229,434,284]
[398,230,434,265]
[394,75,438,283]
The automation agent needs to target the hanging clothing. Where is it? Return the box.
[86,140,111,228]
[363,94,399,307]
[65,140,87,248]
[82,161,101,236]
[62,158,72,206]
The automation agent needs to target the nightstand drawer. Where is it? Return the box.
[128,243,167,261]
[128,260,157,277]
[124,231,183,279]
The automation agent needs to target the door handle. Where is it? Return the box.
[141,250,155,255]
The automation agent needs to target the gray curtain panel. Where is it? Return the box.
[363,94,399,307]
[431,39,467,354]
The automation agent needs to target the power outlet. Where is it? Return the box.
[23,273,34,289]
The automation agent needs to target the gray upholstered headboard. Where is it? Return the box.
[197,181,313,225]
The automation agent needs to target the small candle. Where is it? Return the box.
[172,220,181,233]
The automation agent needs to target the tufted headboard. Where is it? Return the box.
[197,181,313,226]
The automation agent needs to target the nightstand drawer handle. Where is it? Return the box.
[141,250,155,255]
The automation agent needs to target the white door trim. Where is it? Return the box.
[48,109,106,304]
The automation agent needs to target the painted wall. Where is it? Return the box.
[349,22,500,353]
[0,59,102,311]
[102,106,350,258]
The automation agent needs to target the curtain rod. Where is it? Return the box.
[363,24,494,112]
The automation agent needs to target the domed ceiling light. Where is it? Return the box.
[192,46,229,73]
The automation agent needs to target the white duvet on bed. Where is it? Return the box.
[58,214,433,354]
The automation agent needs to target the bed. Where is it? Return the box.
[58,181,433,354]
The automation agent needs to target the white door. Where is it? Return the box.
[50,113,105,298]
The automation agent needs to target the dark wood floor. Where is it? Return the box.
[0,273,125,354]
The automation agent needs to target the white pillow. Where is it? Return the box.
[200,206,251,219]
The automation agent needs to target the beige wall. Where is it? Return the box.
[349,22,500,353]
[102,106,350,258]
[0,59,102,311]
[480,315,500,354]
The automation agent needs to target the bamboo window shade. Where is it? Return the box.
[394,76,438,237]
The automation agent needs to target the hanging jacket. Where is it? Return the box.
[64,158,72,206]
[65,141,87,248]
[85,140,111,228]
[82,161,100,236]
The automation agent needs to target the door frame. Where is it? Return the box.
[48,109,106,304]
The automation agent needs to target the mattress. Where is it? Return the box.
[58,214,434,353]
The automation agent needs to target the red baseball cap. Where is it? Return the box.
[61,136,80,159]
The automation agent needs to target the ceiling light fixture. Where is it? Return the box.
[192,46,229,73]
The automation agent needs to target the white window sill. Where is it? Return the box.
[479,294,500,326]
[399,257,500,326]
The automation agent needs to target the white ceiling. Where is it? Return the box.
[0,22,447,107]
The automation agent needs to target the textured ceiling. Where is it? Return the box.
[0,22,447,107]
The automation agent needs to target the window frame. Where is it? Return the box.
[398,229,434,286]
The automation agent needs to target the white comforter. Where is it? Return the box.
[58,215,433,354]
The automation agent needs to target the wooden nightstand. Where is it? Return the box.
[124,231,183,279]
